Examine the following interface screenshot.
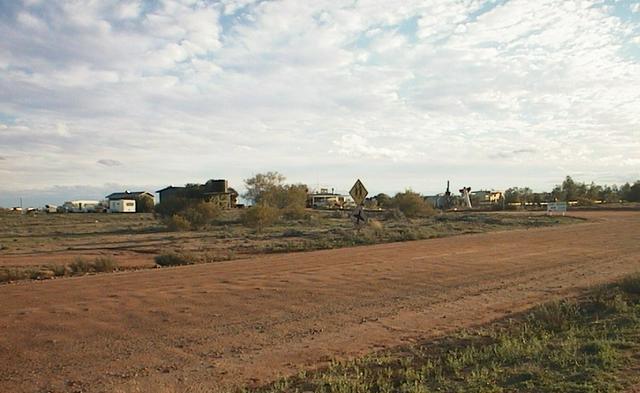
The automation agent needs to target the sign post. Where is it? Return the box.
[349,179,369,229]
[547,202,567,216]
[349,179,368,206]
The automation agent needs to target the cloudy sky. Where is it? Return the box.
[1,0,639,206]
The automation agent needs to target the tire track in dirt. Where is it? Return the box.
[0,211,639,393]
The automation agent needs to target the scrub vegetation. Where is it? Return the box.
[0,209,581,283]
[248,274,640,393]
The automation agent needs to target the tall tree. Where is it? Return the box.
[242,171,286,204]
[628,181,640,202]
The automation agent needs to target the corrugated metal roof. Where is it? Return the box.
[105,191,153,200]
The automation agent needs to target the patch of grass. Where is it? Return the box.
[0,268,30,283]
[620,273,640,294]
[282,229,305,237]
[247,274,640,393]
[164,214,191,231]
[154,252,198,267]
[0,211,583,283]
[47,264,68,277]
[69,257,93,274]
[92,256,118,272]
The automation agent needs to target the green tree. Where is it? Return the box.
[374,193,392,208]
[620,183,632,201]
[391,190,435,218]
[561,176,578,201]
[136,196,155,213]
[240,203,279,231]
[262,183,309,219]
[504,187,533,205]
[182,201,221,229]
[155,196,190,218]
[599,185,620,203]
[628,181,640,202]
[243,171,286,204]
[586,182,602,202]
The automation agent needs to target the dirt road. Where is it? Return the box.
[1,211,639,393]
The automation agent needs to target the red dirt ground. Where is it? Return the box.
[1,211,639,393]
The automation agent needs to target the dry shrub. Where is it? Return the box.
[48,264,68,277]
[155,252,198,267]
[241,203,279,231]
[182,201,221,229]
[93,256,118,272]
[368,219,384,236]
[165,214,191,231]
[392,190,435,218]
[0,268,29,283]
[620,273,640,294]
[262,184,308,220]
[69,257,93,274]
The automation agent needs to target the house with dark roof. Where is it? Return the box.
[156,186,186,204]
[155,180,238,208]
[106,191,154,201]
[105,191,154,213]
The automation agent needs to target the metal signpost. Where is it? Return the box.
[351,205,367,227]
[349,179,368,229]
[547,202,567,216]
[349,179,368,206]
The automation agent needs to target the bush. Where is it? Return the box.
[263,184,308,219]
[391,190,435,218]
[164,214,191,231]
[155,196,191,217]
[47,264,68,277]
[162,201,221,231]
[368,219,384,237]
[69,258,93,274]
[93,256,118,272]
[30,269,54,280]
[383,208,406,221]
[0,268,29,283]
[182,201,221,229]
[529,300,579,332]
[620,273,640,294]
[282,229,305,237]
[155,252,197,267]
[136,196,155,213]
[241,203,279,231]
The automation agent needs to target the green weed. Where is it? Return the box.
[245,274,640,393]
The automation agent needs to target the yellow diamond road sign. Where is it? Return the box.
[349,179,368,205]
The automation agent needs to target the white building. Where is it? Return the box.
[61,200,101,213]
[44,205,57,213]
[109,199,136,213]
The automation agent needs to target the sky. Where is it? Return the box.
[1,0,640,207]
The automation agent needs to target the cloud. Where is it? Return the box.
[97,159,122,167]
[0,0,639,202]
[489,148,537,160]
[333,134,410,160]
[512,148,537,155]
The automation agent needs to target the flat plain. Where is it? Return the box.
[0,210,639,392]
[0,210,577,277]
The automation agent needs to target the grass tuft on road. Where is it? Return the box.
[247,274,640,393]
[0,256,119,283]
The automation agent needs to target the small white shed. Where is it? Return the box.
[109,199,136,213]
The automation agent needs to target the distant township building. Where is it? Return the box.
[61,200,101,213]
[105,191,154,213]
[156,179,238,208]
[307,188,351,209]
[470,190,504,207]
